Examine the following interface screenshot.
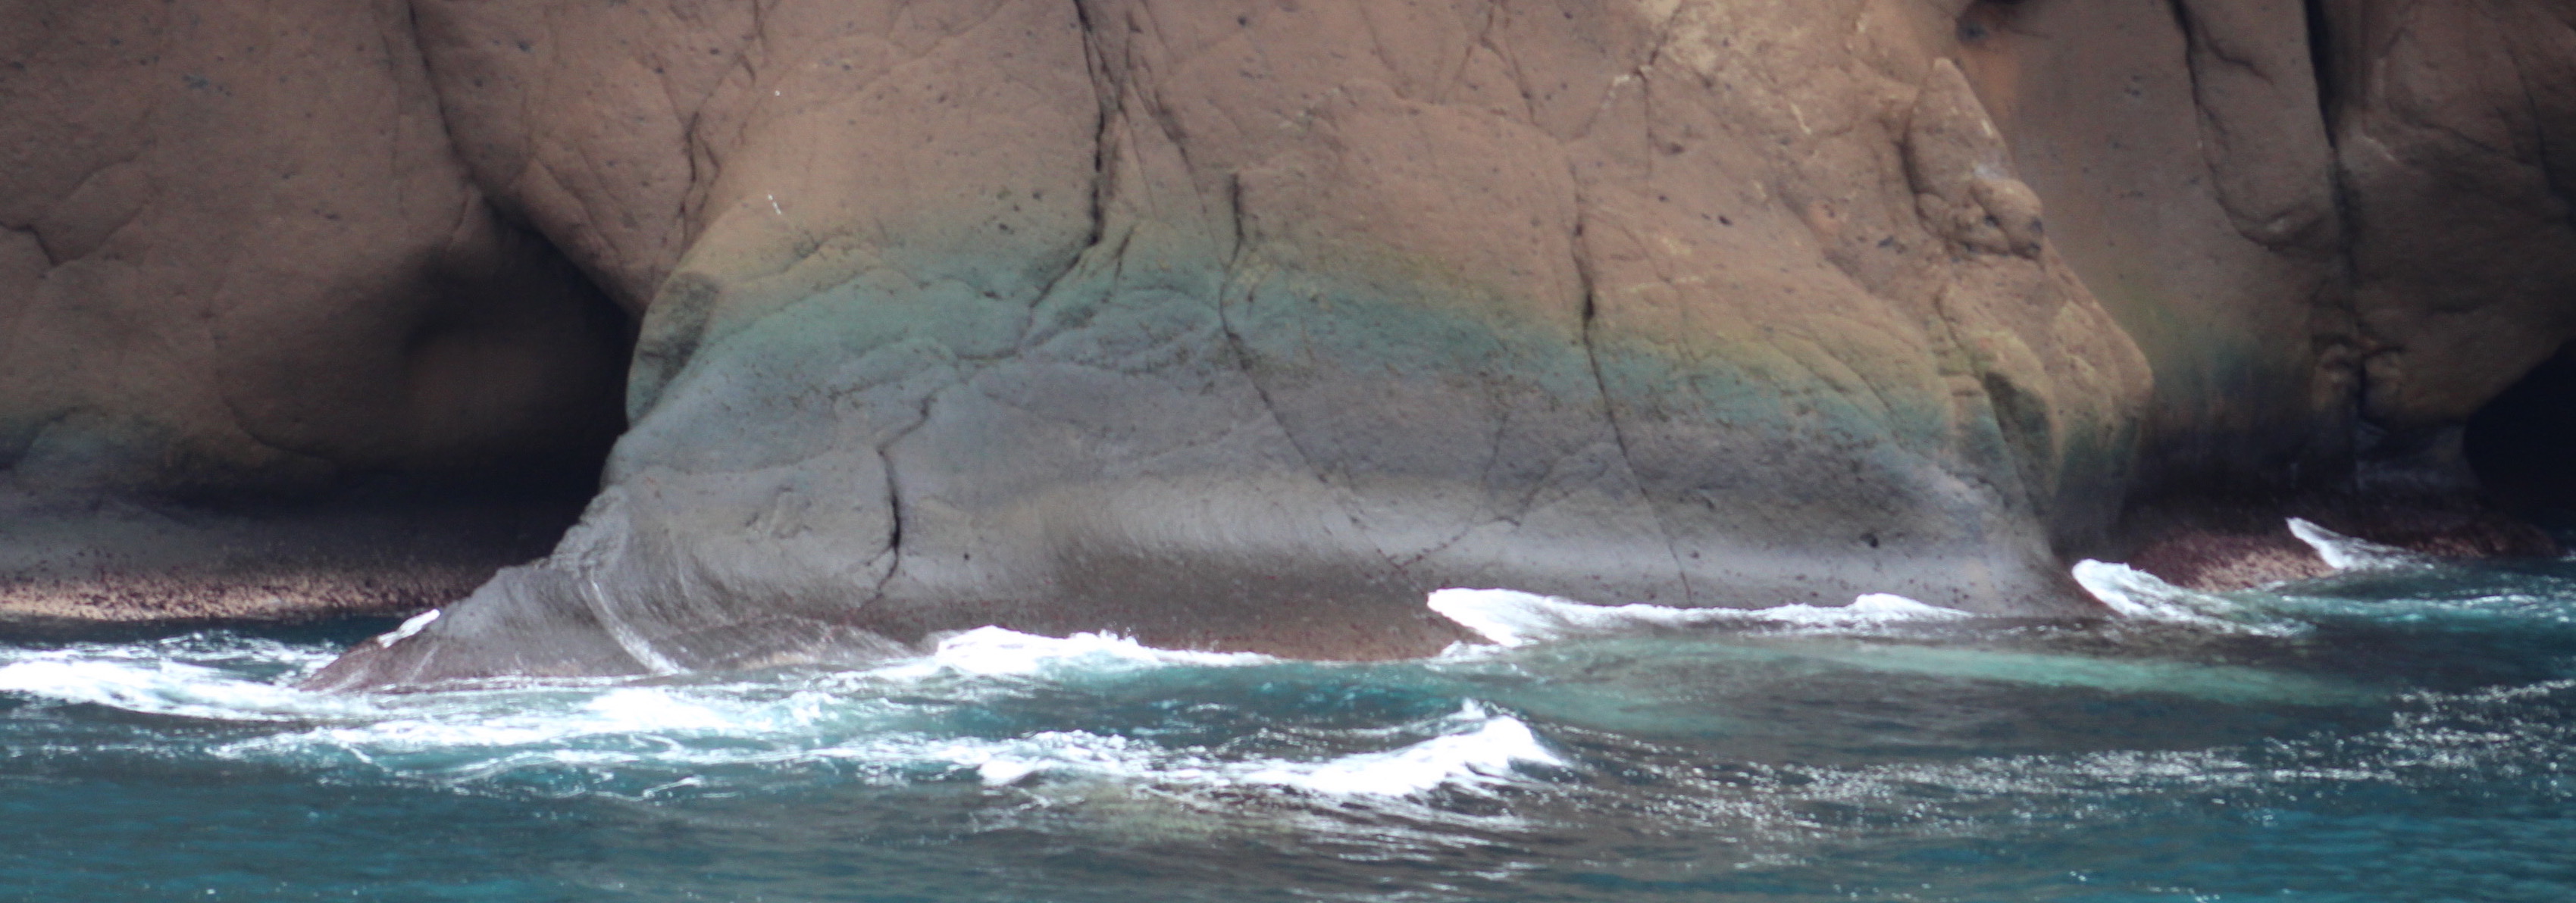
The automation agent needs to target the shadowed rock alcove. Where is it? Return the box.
[0,206,636,624]
[2468,344,2576,520]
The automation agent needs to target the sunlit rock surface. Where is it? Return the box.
[306,0,2166,686]
[4,0,2572,683]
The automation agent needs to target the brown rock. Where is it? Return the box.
[2323,0,2576,459]
[6,0,2575,687]
[318,0,2164,686]
[0,0,630,611]
[1956,0,2353,492]
[0,0,628,495]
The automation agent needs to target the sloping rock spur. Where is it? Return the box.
[311,0,2152,686]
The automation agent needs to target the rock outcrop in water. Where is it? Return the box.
[2,1,2571,683]
[321,0,2159,683]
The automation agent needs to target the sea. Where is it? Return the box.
[3,529,2569,901]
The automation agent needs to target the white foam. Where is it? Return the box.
[2287,517,2430,571]
[283,692,1558,803]
[0,657,378,722]
[0,629,1559,804]
[1240,707,1561,797]
[1427,587,1970,648]
[937,730,1164,788]
[956,702,1561,798]
[909,626,1276,677]
[578,686,748,732]
[2071,560,2299,636]
[223,678,916,764]
[374,608,441,648]
[1849,592,1966,620]
[0,627,1283,755]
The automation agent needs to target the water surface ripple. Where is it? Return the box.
[4,561,2572,901]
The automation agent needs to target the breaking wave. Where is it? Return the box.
[1427,587,1969,648]
[7,553,2576,901]
[2288,516,2436,571]
[0,624,1563,809]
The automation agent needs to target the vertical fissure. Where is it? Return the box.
[2301,0,2340,136]
[2164,0,2198,48]
[1570,215,1692,604]
[2300,0,2373,487]
[1071,0,1112,258]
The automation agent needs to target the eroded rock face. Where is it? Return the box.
[1949,0,2576,583]
[0,0,629,493]
[0,0,631,620]
[1955,0,2354,491]
[2324,0,2576,481]
[8,0,2573,683]
[311,0,2159,686]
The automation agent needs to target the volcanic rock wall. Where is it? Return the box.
[3,0,2572,683]
[1958,0,2352,492]
[1952,0,2576,588]
[0,0,628,620]
[317,0,2164,683]
[2325,0,2576,483]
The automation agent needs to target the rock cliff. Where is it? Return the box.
[2,0,2569,685]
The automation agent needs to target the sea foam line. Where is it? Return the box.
[213,697,1563,803]
[894,626,1276,679]
[0,655,381,722]
[1427,587,1969,648]
[957,701,1563,798]
[2287,517,2433,571]
[0,627,1559,802]
[2070,560,2305,636]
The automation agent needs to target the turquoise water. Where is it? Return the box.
[3,561,2571,901]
